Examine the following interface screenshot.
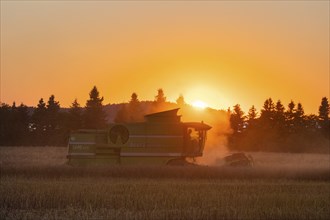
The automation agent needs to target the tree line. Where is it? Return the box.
[0,86,329,153]
[228,98,329,153]
[0,86,106,146]
[0,87,176,146]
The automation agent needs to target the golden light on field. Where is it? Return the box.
[192,100,208,110]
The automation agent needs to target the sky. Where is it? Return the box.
[1,1,329,114]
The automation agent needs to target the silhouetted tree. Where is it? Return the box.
[293,102,305,129]
[128,92,143,122]
[152,88,169,112]
[295,102,304,118]
[7,102,18,144]
[248,105,257,120]
[286,100,295,120]
[274,100,286,129]
[275,100,285,116]
[46,95,60,131]
[31,98,48,145]
[115,93,143,123]
[0,102,30,145]
[261,98,275,116]
[0,103,12,145]
[247,105,258,128]
[224,97,329,153]
[155,88,166,103]
[13,103,30,145]
[260,98,275,128]
[130,92,138,103]
[319,97,329,122]
[285,100,295,132]
[176,94,185,107]
[318,97,329,135]
[230,104,245,133]
[33,98,47,128]
[68,99,83,130]
[0,103,11,145]
[84,86,106,129]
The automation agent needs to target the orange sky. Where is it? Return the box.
[1,1,329,114]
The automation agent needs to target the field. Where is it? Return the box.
[1,147,330,219]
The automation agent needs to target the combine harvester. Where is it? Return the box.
[67,108,212,165]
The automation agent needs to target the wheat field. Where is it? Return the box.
[1,147,329,219]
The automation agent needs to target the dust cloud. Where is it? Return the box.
[179,107,232,165]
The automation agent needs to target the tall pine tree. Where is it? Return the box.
[176,94,185,107]
[294,102,305,129]
[32,98,48,145]
[274,100,285,129]
[247,105,258,128]
[319,97,329,122]
[318,97,329,135]
[230,104,245,133]
[84,86,106,129]
[12,103,30,145]
[260,98,275,128]
[128,92,142,122]
[155,88,166,103]
[46,95,60,131]
[0,103,11,145]
[69,99,83,130]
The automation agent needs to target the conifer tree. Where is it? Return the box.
[318,97,329,134]
[155,88,166,103]
[290,102,305,131]
[128,92,142,122]
[32,98,47,131]
[152,88,168,112]
[318,97,329,122]
[69,99,83,130]
[84,86,106,129]
[130,93,138,103]
[32,98,48,145]
[12,103,30,145]
[286,100,295,121]
[295,103,304,118]
[275,100,285,115]
[176,94,185,107]
[0,103,11,145]
[247,105,258,127]
[230,104,245,133]
[46,95,60,131]
[295,102,304,121]
[274,100,285,128]
[260,98,275,128]
[285,100,296,131]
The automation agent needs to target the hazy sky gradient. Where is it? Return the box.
[1,1,329,114]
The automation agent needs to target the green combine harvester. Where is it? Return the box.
[67,108,212,165]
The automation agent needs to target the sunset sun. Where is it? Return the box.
[192,100,208,109]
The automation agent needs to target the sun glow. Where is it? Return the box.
[192,100,208,109]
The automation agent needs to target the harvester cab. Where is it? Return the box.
[67,108,211,165]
